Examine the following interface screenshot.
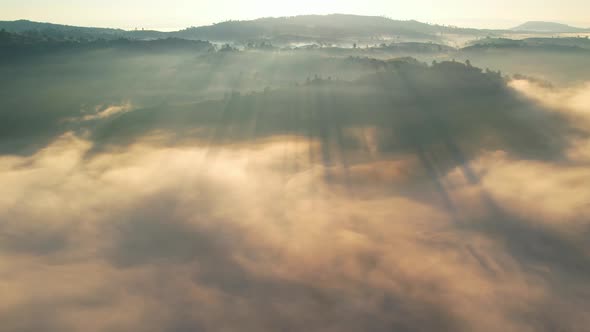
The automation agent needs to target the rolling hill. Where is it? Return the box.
[1,14,493,44]
[172,14,492,43]
[0,19,167,40]
[511,21,589,33]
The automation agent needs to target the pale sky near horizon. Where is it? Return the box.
[1,0,589,30]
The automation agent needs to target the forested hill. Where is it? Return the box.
[172,14,489,42]
[1,14,494,43]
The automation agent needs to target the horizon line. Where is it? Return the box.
[1,14,589,33]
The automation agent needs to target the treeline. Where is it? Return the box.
[0,30,213,59]
[0,29,458,60]
[86,57,563,165]
[464,36,590,52]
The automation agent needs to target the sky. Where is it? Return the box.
[1,0,590,30]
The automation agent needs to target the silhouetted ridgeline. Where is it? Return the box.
[1,14,501,46]
[464,36,590,52]
[455,36,590,83]
[172,14,485,42]
[0,19,167,40]
[511,21,590,33]
[0,28,457,60]
[0,30,213,59]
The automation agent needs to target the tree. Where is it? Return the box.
[219,44,237,52]
[0,29,9,42]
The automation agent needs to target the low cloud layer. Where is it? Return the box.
[1,121,589,331]
[1,57,589,331]
[510,79,590,119]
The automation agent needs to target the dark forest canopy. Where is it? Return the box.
[0,52,577,165]
[3,27,590,85]
[464,36,590,51]
[0,30,213,59]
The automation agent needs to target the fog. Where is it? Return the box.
[1,30,590,332]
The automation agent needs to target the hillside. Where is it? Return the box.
[0,19,167,40]
[0,29,212,60]
[511,21,588,32]
[0,14,494,45]
[464,36,590,51]
[172,14,489,43]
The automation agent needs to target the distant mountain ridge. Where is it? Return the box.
[463,36,590,53]
[4,16,590,50]
[0,19,123,33]
[0,19,167,40]
[0,14,493,44]
[9,16,588,40]
[511,21,589,33]
[173,14,484,41]
[173,14,498,41]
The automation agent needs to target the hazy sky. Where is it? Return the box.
[1,0,590,30]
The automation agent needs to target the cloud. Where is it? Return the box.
[81,103,134,121]
[509,79,590,120]
[509,79,590,163]
[0,128,588,332]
